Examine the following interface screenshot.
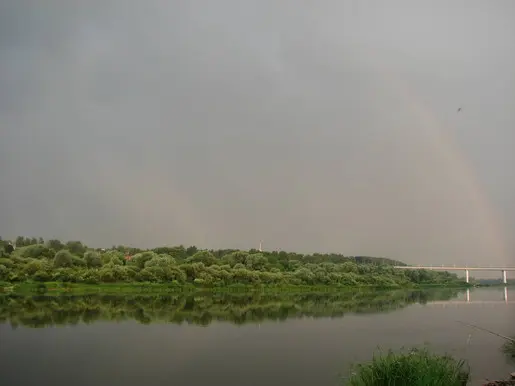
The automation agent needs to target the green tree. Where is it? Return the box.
[15,236,26,248]
[131,251,159,269]
[53,250,74,268]
[19,244,55,259]
[84,251,102,268]
[187,251,217,266]
[66,241,87,256]
[47,239,65,251]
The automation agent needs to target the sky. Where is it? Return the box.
[1,0,514,267]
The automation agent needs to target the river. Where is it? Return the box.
[0,287,513,386]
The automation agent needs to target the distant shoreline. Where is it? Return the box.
[0,238,480,290]
[1,281,474,295]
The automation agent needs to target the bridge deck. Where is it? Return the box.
[393,266,515,271]
[423,301,514,305]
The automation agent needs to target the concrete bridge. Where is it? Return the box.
[393,265,515,283]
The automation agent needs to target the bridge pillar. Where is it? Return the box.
[465,269,469,283]
[502,270,507,284]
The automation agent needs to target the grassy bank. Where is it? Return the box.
[345,348,470,386]
[502,339,515,361]
[0,281,472,295]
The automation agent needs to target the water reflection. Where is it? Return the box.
[465,287,510,303]
[0,288,466,328]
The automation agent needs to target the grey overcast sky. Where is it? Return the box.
[1,0,514,266]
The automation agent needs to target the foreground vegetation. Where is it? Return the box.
[502,339,515,362]
[0,236,468,289]
[0,288,463,328]
[346,348,470,386]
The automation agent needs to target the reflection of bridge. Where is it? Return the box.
[423,287,512,306]
[393,265,515,283]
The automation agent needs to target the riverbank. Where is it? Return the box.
[345,348,470,385]
[0,281,472,295]
[345,348,515,386]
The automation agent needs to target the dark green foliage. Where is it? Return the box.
[53,250,74,268]
[346,348,469,386]
[19,244,55,259]
[47,239,65,251]
[2,243,14,255]
[0,236,468,287]
[84,251,102,268]
[152,246,187,260]
[65,241,87,256]
[130,251,158,269]
[23,259,51,275]
[100,250,124,266]
[186,250,217,266]
[0,258,15,269]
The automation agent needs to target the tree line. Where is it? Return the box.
[0,236,465,287]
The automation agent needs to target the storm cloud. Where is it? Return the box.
[1,0,514,267]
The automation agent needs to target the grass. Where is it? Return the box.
[345,347,470,386]
[502,338,515,361]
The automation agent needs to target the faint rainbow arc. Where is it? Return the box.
[381,69,507,263]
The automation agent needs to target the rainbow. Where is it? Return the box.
[377,66,508,265]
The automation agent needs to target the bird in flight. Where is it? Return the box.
[457,107,462,113]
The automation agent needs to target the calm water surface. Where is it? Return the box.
[0,287,513,386]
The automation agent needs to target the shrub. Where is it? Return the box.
[33,270,52,282]
[0,264,8,280]
[23,259,49,275]
[71,256,86,267]
[98,268,116,283]
[82,269,100,284]
[346,348,469,386]
[101,250,125,266]
[84,251,102,268]
[131,252,159,269]
[0,258,14,269]
[137,268,157,282]
[53,250,74,268]
[19,244,55,259]
[502,339,515,361]
[151,255,177,265]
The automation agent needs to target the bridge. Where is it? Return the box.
[393,265,515,283]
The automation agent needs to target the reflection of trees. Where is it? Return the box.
[0,289,463,328]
